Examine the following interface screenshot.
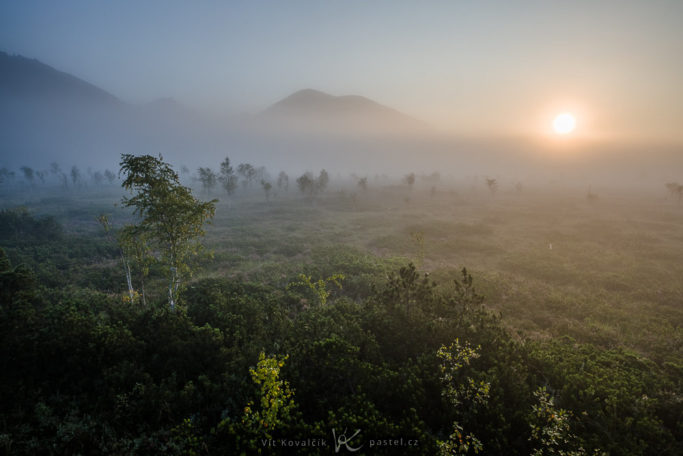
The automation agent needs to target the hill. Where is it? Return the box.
[0,51,120,106]
[258,88,428,136]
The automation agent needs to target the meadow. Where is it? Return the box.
[202,179,683,363]
[1,171,681,455]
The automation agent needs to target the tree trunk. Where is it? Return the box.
[123,256,134,302]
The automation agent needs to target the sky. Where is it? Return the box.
[1,0,683,143]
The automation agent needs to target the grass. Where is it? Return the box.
[2,180,682,364]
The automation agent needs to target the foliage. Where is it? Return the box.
[119,154,216,308]
[197,167,217,195]
[277,171,289,191]
[296,172,315,197]
[528,387,595,456]
[411,230,425,267]
[219,157,238,196]
[287,272,345,306]
[1,181,681,455]
[237,163,256,188]
[296,170,329,199]
[0,207,63,241]
[241,353,295,438]
[261,180,272,200]
[437,340,490,455]
[317,169,329,192]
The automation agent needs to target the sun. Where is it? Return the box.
[553,113,576,135]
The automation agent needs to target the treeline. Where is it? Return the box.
[4,159,682,207]
[0,163,119,190]
[190,157,332,201]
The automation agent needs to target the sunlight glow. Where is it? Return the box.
[553,113,576,135]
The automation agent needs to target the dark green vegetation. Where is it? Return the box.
[1,163,681,455]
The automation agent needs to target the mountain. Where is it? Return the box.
[0,52,430,171]
[258,89,427,136]
[0,51,138,168]
[0,51,120,106]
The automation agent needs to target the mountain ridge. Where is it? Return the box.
[0,51,120,106]
[259,88,427,135]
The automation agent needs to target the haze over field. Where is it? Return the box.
[1,1,682,184]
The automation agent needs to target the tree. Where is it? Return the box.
[404,173,416,189]
[98,214,135,303]
[287,273,345,306]
[119,154,216,309]
[219,157,238,196]
[197,167,217,196]
[296,170,329,200]
[666,182,683,203]
[410,230,425,268]
[104,169,116,185]
[357,177,368,191]
[277,171,289,192]
[237,163,257,189]
[296,172,315,197]
[92,171,104,187]
[586,186,599,203]
[437,340,490,456]
[255,166,268,183]
[0,168,15,186]
[35,170,47,185]
[50,163,68,189]
[242,352,295,437]
[20,166,35,186]
[118,224,153,306]
[529,387,592,456]
[218,352,296,450]
[261,180,272,201]
[317,169,329,192]
[70,166,82,188]
[665,182,678,198]
[485,178,498,195]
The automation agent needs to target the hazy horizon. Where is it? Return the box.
[2,0,683,145]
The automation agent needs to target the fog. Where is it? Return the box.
[2,89,681,193]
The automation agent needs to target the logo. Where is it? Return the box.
[332,428,363,453]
